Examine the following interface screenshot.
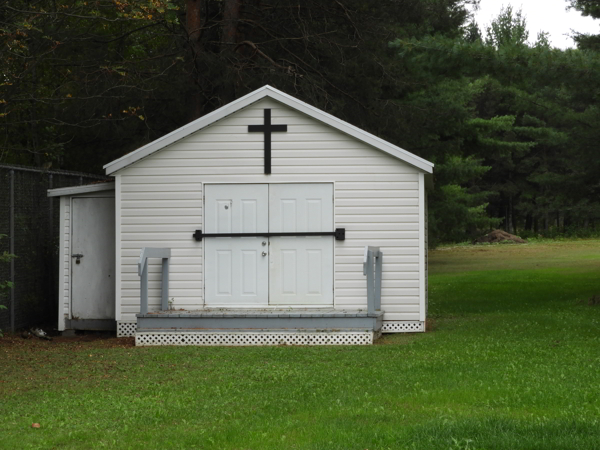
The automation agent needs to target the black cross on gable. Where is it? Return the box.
[248,108,287,174]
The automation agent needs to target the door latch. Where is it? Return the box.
[72,253,84,264]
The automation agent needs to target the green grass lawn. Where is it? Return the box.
[1,240,599,450]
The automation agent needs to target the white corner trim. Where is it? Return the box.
[103,85,434,175]
[57,196,67,331]
[68,196,73,320]
[48,182,115,197]
[419,173,426,322]
[115,175,122,321]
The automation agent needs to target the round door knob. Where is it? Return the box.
[262,252,267,257]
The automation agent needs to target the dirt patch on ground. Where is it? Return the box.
[425,317,436,331]
[473,229,527,244]
[0,333,134,352]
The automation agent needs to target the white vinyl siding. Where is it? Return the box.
[117,98,423,321]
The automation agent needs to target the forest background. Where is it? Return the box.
[2,0,600,245]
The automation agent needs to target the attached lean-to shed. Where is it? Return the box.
[47,182,116,331]
[51,85,433,345]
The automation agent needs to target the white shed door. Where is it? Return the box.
[204,183,333,307]
[269,184,334,305]
[204,185,269,306]
[71,197,116,320]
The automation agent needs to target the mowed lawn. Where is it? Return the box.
[1,241,599,450]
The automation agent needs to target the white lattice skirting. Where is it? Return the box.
[117,321,137,337]
[381,321,425,333]
[136,330,375,346]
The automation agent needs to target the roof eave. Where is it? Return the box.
[47,181,115,197]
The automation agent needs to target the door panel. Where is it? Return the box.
[269,183,333,233]
[269,184,334,305]
[270,238,333,304]
[205,184,268,305]
[72,197,115,320]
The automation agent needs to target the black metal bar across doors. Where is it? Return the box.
[193,228,345,241]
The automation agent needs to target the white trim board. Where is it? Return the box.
[115,175,122,321]
[419,173,426,322]
[57,196,67,331]
[48,182,115,197]
[103,85,434,175]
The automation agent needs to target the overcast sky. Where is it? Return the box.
[469,0,600,49]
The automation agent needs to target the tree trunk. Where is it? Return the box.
[186,0,205,120]
[222,0,242,46]
[221,0,243,103]
[511,203,517,235]
[186,0,204,47]
[525,213,532,232]
[559,212,564,232]
[31,65,40,166]
[507,197,513,234]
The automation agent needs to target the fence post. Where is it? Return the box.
[9,170,15,333]
[48,174,54,307]
[48,174,53,241]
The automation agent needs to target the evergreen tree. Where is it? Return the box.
[569,0,600,49]
[391,5,600,240]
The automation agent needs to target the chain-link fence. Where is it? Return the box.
[0,164,109,333]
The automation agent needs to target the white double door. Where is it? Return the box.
[204,184,334,307]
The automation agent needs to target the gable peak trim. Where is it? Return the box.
[103,85,433,175]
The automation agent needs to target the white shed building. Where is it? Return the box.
[50,85,432,345]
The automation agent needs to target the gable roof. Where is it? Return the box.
[104,85,434,175]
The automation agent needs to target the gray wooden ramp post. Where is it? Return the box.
[364,246,383,315]
[364,247,375,315]
[162,256,169,311]
[140,258,148,315]
[138,248,171,316]
[374,249,383,313]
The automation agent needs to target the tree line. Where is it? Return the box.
[2,0,599,244]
